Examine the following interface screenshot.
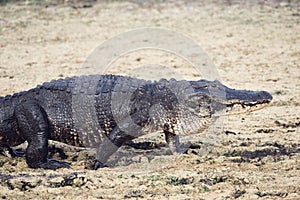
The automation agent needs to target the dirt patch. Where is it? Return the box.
[0,0,299,199]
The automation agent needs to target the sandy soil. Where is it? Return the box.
[0,0,299,199]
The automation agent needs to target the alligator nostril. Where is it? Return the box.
[259,91,273,101]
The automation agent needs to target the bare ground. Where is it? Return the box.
[0,0,299,199]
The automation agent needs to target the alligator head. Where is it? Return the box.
[188,79,273,117]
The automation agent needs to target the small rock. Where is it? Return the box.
[72,177,84,187]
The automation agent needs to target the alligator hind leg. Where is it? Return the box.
[15,101,69,169]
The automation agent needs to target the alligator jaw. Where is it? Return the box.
[213,91,273,116]
[221,99,272,116]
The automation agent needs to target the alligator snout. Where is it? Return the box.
[257,91,273,102]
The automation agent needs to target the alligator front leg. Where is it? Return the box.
[94,128,134,169]
[164,130,181,154]
[15,101,69,169]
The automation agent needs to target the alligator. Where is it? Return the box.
[0,74,272,169]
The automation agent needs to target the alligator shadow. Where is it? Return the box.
[106,140,205,167]
[107,141,172,167]
[224,146,300,163]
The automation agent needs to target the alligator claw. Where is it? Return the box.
[10,148,25,157]
[0,146,25,158]
[39,159,70,170]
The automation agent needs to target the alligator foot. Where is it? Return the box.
[94,160,108,170]
[38,159,70,170]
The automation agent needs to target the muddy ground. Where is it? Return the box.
[0,0,299,199]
